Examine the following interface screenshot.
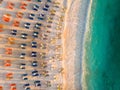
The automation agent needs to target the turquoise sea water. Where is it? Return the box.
[85,0,120,90]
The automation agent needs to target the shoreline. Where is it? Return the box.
[62,0,90,90]
[82,0,93,90]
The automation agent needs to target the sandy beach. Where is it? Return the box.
[0,0,90,89]
[62,0,90,90]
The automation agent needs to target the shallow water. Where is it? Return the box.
[85,0,120,90]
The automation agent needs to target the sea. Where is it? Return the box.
[84,0,120,90]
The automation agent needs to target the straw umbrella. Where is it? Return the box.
[54,5,60,8]
[47,20,52,23]
[40,43,47,49]
[41,62,47,68]
[46,25,52,28]
[50,12,56,16]
[53,75,57,80]
[46,81,51,87]
[50,38,56,44]
[53,1,60,5]
[51,64,57,70]
[56,26,62,30]
[56,22,62,26]
[61,7,67,13]
[57,84,62,90]
[55,54,63,61]
[55,45,62,51]
[50,9,56,13]
[55,33,62,39]
[47,16,54,20]
[58,67,64,73]
[46,30,51,34]
[59,16,64,22]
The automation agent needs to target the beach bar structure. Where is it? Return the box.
[0,0,66,90]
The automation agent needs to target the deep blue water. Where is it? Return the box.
[85,0,120,90]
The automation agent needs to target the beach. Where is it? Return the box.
[0,0,91,89]
[62,0,90,90]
